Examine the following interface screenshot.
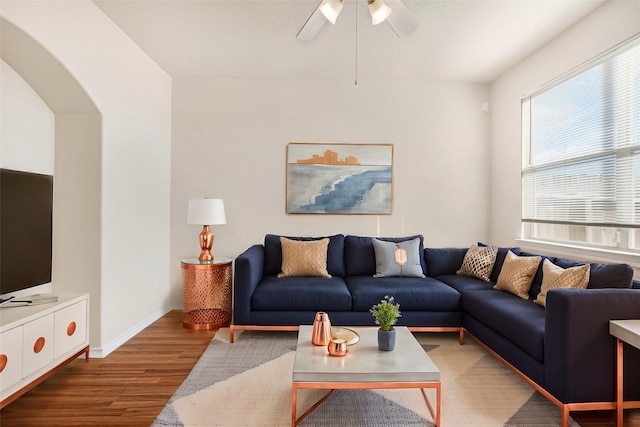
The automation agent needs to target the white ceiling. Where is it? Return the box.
[93,0,606,83]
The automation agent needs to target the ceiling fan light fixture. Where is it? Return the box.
[368,0,392,25]
[319,0,344,25]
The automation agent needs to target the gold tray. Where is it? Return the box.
[332,327,360,346]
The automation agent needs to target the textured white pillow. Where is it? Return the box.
[277,237,331,278]
[534,259,590,307]
[494,251,541,299]
[456,244,498,282]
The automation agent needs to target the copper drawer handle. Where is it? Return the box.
[34,337,46,354]
[0,354,7,373]
[67,321,77,336]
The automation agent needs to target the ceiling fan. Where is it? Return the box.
[297,0,418,40]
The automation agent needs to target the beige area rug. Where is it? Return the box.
[153,329,578,426]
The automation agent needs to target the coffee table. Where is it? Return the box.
[610,320,640,427]
[292,325,441,426]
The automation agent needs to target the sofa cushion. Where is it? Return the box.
[435,274,495,293]
[462,290,546,362]
[277,237,331,278]
[456,244,498,282]
[345,235,427,277]
[345,276,460,312]
[494,251,541,299]
[553,258,633,289]
[372,237,425,278]
[425,247,467,277]
[264,234,345,277]
[251,276,352,311]
[534,260,590,307]
[522,252,633,298]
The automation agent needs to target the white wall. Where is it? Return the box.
[1,0,172,356]
[171,77,491,307]
[0,60,54,175]
[489,0,640,267]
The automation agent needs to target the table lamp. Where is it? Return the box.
[187,198,226,262]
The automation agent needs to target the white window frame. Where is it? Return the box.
[521,34,640,257]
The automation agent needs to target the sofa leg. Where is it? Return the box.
[230,325,235,343]
[561,405,570,427]
[459,328,465,345]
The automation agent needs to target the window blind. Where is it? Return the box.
[522,36,640,249]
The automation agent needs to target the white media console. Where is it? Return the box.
[0,293,89,408]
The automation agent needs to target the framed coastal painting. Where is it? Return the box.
[286,143,394,214]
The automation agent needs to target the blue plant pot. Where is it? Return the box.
[378,328,396,351]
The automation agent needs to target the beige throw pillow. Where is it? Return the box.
[534,259,590,307]
[456,244,498,282]
[494,251,541,299]
[277,237,331,278]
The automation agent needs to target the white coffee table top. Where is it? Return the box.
[293,326,440,383]
[610,319,640,350]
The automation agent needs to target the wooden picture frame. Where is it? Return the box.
[286,143,394,214]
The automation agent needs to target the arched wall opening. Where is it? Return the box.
[1,17,103,347]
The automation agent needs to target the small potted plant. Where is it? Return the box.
[369,295,401,351]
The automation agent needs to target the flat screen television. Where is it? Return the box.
[0,168,53,297]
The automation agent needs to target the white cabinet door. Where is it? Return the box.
[22,314,54,378]
[54,300,87,358]
[0,327,23,393]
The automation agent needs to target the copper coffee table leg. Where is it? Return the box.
[421,384,441,426]
[293,388,337,426]
[291,384,297,427]
[616,338,623,427]
[292,383,440,426]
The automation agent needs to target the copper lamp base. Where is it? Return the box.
[198,225,215,261]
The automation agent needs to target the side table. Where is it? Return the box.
[180,257,232,330]
[609,319,640,427]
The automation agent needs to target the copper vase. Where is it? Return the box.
[311,312,332,346]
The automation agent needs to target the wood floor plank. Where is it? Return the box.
[0,310,637,426]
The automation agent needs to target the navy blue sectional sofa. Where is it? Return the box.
[232,233,640,425]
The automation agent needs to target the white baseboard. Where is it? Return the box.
[88,308,171,358]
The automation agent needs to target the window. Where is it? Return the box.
[522,36,640,252]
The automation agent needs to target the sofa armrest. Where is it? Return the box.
[233,244,264,325]
[545,288,640,404]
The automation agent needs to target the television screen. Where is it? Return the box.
[0,168,53,296]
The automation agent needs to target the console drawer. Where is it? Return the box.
[0,327,23,393]
[54,300,87,358]
[22,314,54,378]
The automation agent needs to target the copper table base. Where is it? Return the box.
[182,308,231,330]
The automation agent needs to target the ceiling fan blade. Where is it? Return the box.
[385,0,417,37]
[297,4,328,40]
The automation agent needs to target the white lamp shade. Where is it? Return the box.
[187,199,226,225]
[319,0,343,25]
[368,0,392,25]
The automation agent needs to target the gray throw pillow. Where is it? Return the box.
[372,238,426,278]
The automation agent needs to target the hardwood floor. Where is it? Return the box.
[0,310,638,426]
[0,311,215,426]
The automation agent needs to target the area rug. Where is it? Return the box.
[153,329,578,427]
